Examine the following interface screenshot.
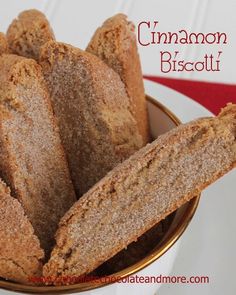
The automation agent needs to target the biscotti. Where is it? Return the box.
[0,179,44,284]
[0,54,76,253]
[7,9,55,60]
[39,41,143,195]
[87,14,150,144]
[0,33,9,54]
[43,104,236,282]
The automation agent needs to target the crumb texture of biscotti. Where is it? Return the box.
[43,104,236,282]
[0,33,9,55]
[0,54,76,253]
[7,9,55,60]
[0,179,44,284]
[40,41,143,195]
[87,14,150,144]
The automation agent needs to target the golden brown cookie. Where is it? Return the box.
[0,54,76,253]
[87,14,150,144]
[0,179,44,284]
[7,9,55,60]
[44,104,236,282]
[0,32,9,54]
[40,41,143,195]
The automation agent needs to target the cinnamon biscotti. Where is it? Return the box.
[43,104,236,282]
[0,179,44,284]
[0,33,9,54]
[7,9,55,60]
[39,41,143,195]
[87,14,150,144]
[0,54,76,253]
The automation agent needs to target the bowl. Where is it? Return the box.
[0,95,200,294]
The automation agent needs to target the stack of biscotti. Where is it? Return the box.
[43,104,236,282]
[0,179,44,284]
[0,9,235,287]
[0,54,76,255]
[0,9,150,284]
[7,10,149,195]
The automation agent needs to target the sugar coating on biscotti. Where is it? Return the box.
[0,54,76,254]
[87,13,150,144]
[40,41,143,196]
[0,33,9,54]
[7,9,55,60]
[43,104,236,282]
[0,179,44,284]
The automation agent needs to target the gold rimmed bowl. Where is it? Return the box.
[0,96,200,294]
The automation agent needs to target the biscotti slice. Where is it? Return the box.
[39,41,143,195]
[0,179,44,284]
[0,33,9,54]
[0,54,76,253]
[7,9,55,60]
[87,14,150,144]
[43,104,236,282]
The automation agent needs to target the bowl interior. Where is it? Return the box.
[0,96,200,294]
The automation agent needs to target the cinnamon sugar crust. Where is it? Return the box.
[0,33,9,55]
[0,179,44,284]
[7,9,55,60]
[0,54,76,254]
[40,41,143,195]
[87,14,150,144]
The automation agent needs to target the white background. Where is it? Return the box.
[0,0,236,84]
